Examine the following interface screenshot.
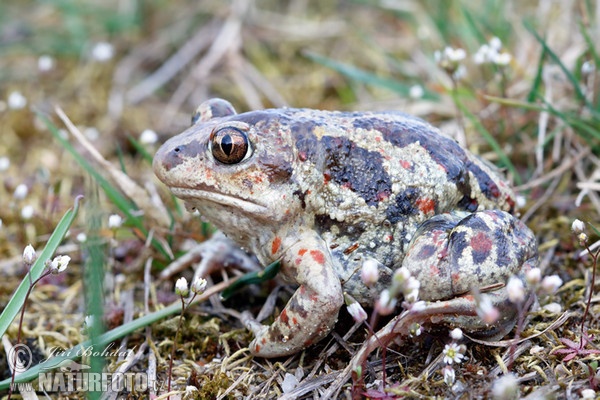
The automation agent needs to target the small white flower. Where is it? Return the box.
[582,61,595,75]
[476,294,500,324]
[0,156,10,171]
[445,47,466,62]
[175,277,189,296]
[139,129,158,145]
[473,44,491,65]
[8,91,27,109]
[13,183,29,200]
[506,276,525,303]
[540,275,563,294]
[489,37,502,51]
[48,255,70,274]
[91,42,114,62]
[191,277,207,294]
[493,52,512,66]
[38,55,55,72]
[393,266,411,284]
[525,268,541,285]
[529,345,544,355]
[571,219,586,234]
[84,127,100,141]
[76,232,87,243]
[450,328,463,341]
[375,289,397,316]
[108,214,123,229]
[21,205,35,220]
[409,322,422,337]
[409,84,424,99]
[442,365,455,385]
[347,301,368,323]
[542,302,562,314]
[515,195,527,208]
[581,389,596,399]
[360,258,379,287]
[23,244,37,265]
[491,373,519,399]
[443,342,465,364]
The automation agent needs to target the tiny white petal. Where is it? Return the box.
[540,275,563,294]
[360,258,379,286]
[8,91,27,109]
[582,61,595,74]
[506,276,525,303]
[175,277,189,296]
[21,205,35,220]
[84,127,100,141]
[409,84,424,99]
[108,214,123,229]
[347,302,368,323]
[23,244,37,265]
[491,373,519,399]
[450,328,463,340]
[140,129,158,145]
[13,183,29,200]
[38,55,55,72]
[0,156,10,171]
[581,389,596,399]
[91,42,114,62]
[489,37,502,51]
[76,233,87,242]
[571,219,586,234]
[525,268,541,285]
[191,277,207,294]
[493,52,512,66]
[542,302,562,314]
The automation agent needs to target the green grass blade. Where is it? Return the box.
[306,52,440,101]
[40,113,171,259]
[453,97,520,184]
[524,21,592,110]
[0,196,82,340]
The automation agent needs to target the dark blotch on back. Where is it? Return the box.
[386,187,420,223]
[361,116,502,205]
[321,135,392,206]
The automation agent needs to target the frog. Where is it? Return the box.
[153,98,538,358]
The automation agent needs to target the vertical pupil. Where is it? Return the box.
[221,134,233,155]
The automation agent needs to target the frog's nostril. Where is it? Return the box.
[173,146,182,153]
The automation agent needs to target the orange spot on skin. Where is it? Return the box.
[261,338,267,345]
[272,237,282,255]
[310,250,325,265]
[429,264,440,275]
[417,198,435,214]
[292,317,298,325]
[280,310,289,324]
[400,160,411,169]
[298,248,307,256]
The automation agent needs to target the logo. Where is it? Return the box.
[8,344,164,394]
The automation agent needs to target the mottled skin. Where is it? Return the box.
[153,99,538,358]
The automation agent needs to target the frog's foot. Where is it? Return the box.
[241,282,343,358]
[159,232,260,280]
[350,290,517,373]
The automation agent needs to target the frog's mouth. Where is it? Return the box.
[169,187,269,216]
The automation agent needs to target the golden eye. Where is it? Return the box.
[210,127,250,164]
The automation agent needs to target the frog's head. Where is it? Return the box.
[153,99,300,235]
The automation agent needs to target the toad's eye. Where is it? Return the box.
[210,127,251,164]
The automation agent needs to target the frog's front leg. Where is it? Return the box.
[242,233,343,358]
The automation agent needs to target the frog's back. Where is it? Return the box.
[274,108,515,224]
